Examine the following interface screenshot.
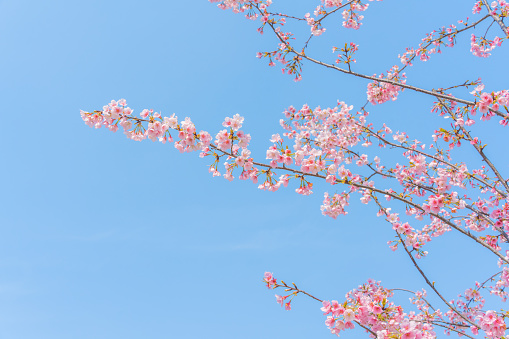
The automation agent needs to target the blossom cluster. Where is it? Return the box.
[470,85,509,122]
[478,311,506,338]
[474,0,509,19]
[366,66,406,105]
[398,23,460,67]
[470,34,504,58]
[267,272,509,338]
[82,96,509,264]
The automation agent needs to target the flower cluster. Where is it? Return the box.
[341,1,370,30]
[470,34,503,58]
[398,23,461,67]
[321,191,350,219]
[478,311,507,338]
[321,280,438,338]
[263,272,277,289]
[83,95,509,264]
[366,67,406,105]
[471,85,509,118]
[305,12,326,36]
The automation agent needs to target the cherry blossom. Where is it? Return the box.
[82,1,509,337]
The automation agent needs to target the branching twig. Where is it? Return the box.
[481,0,509,34]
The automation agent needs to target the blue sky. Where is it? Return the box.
[0,0,507,338]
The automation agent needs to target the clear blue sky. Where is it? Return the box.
[0,1,507,338]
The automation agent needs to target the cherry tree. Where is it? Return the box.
[81,1,509,338]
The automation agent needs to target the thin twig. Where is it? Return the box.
[258,11,508,119]
[275,281,378,337]
[395,231,479,329]
[399,15,490,73]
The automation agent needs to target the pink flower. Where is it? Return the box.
[321,300,332,315]
[372,304,383,314]
[344,321,355,329]
[343,309,355,322]
[325,316,335,328]
[263,272,277,289]
[481,92,494,104]
[140,109,150,119]
[275,294,286,306]
[331,300,344,317]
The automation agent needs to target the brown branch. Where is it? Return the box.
[481,0,509,34]
[275,281,323,302]
[258,10,508,119]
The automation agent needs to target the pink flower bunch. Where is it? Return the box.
[367,67,406,105]
[304,12,326,36]
[473,90,509,119]
[275,294,292,310]
[488,1,509,18]
[222,114,244,131]
[81,109,105,129]
[341,1,370,30]
[295,182,313,195]
[81,99,131,130]
[214,116,250,152]
[322,0,344,7]
[321,192,350,219]
[175,117,203,153]
[367,80,401,105]
[311,25,326,36]
[478,311,507,338]
[470,34,503,57]
[214,129,232,151]
[263,272,277,289]
[321,300,355,336]
[83,96,508,263]
[266,145,293,167]
[495,89,509,107]
[399,22,460,66]
[300,157,326,175]
[321,280,437,338]
[490,200,509,231]
[423,195,445,214]
[399,47,416,65]
[415,25,457,61]
[473,0,483,14]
